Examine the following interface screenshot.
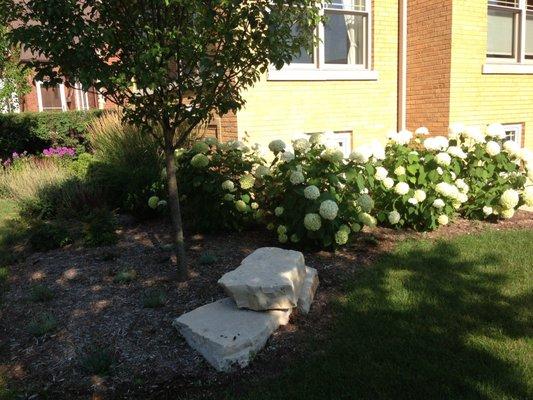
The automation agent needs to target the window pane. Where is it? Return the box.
[487,9,515,57]
[527,14,533,58]
[41,84,63,110]
[324,12,366,65]
[289,25,313,64]
[328,0,366,11]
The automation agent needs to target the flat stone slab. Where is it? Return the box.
[218,247,306,311]
[173,298,291,372]
[297,267,319,314]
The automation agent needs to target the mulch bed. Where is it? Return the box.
[1,211,532,399]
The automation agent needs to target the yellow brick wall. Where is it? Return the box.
[450,0,533,150]
[236,0,399,152]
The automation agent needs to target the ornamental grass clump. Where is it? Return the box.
[448,123,531,220]
[370,129,462,231]
[171,138,266,232]
[262,133,375,248]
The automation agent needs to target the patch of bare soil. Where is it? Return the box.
[1,211,532,399]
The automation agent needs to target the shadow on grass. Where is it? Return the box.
[234,231,533,400]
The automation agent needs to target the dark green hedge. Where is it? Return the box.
[0,110,104,159]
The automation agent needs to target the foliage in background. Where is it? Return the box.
[0,110,103,159]
[86,112,163,217]
[0,25,31,113]
[168,138,266,232]
[262,133,378,248]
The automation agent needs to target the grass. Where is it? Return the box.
[81,346,115,376]
[29,284,55,302]
[28,313,58,337]
[233,229,533,400]
[142,289,166,308]
[113,269,137,284]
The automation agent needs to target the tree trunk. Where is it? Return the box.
[164,144,189,281]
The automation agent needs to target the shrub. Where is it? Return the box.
[142,289,166,308]
[370,131,465,231]
[28,313,58,336]
[172,138,266,232]
[447,123,531,220]
[83,209,118,247]
[198,252,218,265]
[86,112,164,216]
[0,267,8,284]
[0,110,103,159]
[113,269,137,284]
[29,284,55,302]
[27,219,73,252]
[262,133,377,248]
[81,346,115,376]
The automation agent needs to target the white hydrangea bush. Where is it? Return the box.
[261,134,375,248]
[368,129,460,231]
[172,137,267,232]
[448,123,531,220]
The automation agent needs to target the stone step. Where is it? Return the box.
[298,267,319,314]
[173,298,291,372]
[218,247,306,311]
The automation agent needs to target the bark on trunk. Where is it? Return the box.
[164,144,188,281]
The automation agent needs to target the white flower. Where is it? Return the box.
[374,167,389,181]
[485,141,501,157]
[394,182,410,195]
[520,148,533,164]
[501,208,515,219]
[274,206,284,217]
[448,123,466,139]
[424,136,449,151]
[370,141,386,160]
[447,146,467,159]
[304,185,320,200]
[500,189,520,210]
[436,182,460,200]
[455,179,469,194]
[383,177,394,189]
[394,166,406,176]
[357,194,374,213]
[433,199,445,209]
[290,170,305,185]
[451,172,457,180]
[251,202,259,210]
[464,125,486,143]
[436,152,452,166]
[304,213,322,231]
[389,130,413,145]
[240,174,255,190]
[388,210,401,225]
[522,187,533,207]
[408,197,418,205]
[414,189,427,203]
[457,193,469,203]
[269,140,286,153]
[359,212,377,228]
[319,200,339,220]
[293,138,310,153]
[349,145,373,164]
[321,148,344,163]
[437,167,444,175]
[277,225,288,235]
[280,151,295,162]
[437,214,449,225]
[415,127,430,136]
[486,123,506,139]
[309,132,325,144]
[221,180,235,191]
[483,206,493,216]
[503,140,521,157]
[335,228,350,245]
[254,165,271,178]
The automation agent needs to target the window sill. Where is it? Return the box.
[482,63,533,75]
[267,68,379,81]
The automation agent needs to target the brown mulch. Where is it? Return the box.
[1,211,532,400]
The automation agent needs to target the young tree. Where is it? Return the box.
[2,0,322,280]
[0,25,30,112]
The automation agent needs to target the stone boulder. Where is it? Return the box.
[218,247,306,311]
[173,298,291,372]
[297,267,319,314]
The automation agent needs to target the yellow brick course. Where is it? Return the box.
[236,0,399,152]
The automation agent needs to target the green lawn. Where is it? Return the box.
[234,229,533,400]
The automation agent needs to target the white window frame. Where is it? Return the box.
[326,131,353,157]
[485,0,533,71]
[502,123,523,144]
[269,0,377,81]
[74,82,90,111]
[36,80,67,112]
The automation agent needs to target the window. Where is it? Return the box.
[269,1,376,80]
[36,81,67,112]
[487,0,533,63]
[502,123,523,144]
[326,131,352,157]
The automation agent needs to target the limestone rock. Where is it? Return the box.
[297,267,319,314]
[173,298,291,372]
[218,247,306,311]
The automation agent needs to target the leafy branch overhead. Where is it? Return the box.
[5,0,322,145]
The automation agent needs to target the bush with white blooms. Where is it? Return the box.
[261,133,376,248]
[369,129,461,231]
